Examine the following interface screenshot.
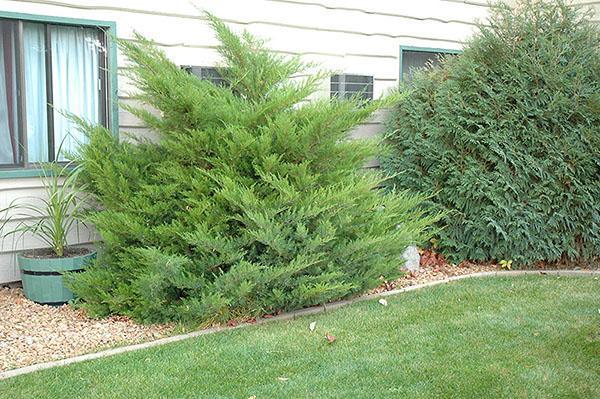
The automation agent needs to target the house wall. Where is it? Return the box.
[1,0,591,283]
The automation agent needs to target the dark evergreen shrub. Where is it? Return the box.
[66,15,437,324]
[382,0,599,266]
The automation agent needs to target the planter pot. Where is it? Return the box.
[18,249,96,305]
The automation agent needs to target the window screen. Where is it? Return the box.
[401,50,456,83]
[182,66,228,87]
[330,74,373,101]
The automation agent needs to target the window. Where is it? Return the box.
[182,66,229,87]
[330,74,373,101]
[400,47,459,83]
[0,17,109,168]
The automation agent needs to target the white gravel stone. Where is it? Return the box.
[401,245,421,271]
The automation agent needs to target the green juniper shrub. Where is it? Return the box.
[382,0,600,266]
[66,14,437,325]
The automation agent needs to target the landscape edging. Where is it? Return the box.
[1,269,598,381]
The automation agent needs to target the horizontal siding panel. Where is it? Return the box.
[0,0,489,31]
[0,177,48,191]
[114,11,474,44]
[265,0,488,24]
[0,253,20,283]
[0,184,50,211]
[109,15,471,54]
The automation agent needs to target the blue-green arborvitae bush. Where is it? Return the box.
[382,0,599,266]
[66,15,438,325]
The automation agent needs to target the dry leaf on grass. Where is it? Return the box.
[325,333,336,344]
[378,298,388,306]
[309,321,316,332]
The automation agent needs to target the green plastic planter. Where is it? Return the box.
[18,250,96,305]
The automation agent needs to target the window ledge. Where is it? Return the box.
[0,168,52,179]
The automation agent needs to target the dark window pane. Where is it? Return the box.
[0,20,20,165]
[401,50,455,83]
[344,75,373,84]
[344,82,373,92]
[183,66,229,87]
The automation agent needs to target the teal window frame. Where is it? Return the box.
[399,45,461,82]
[0,11,118,179]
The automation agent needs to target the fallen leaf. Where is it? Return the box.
[277,377,289,381]
[309,321,317,332]
[378,299,388,306]
[248,396,256,399]
[325,333,336,344]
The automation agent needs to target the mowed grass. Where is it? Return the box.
[1,276,598,399]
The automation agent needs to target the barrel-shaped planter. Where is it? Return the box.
[18,250,96,305]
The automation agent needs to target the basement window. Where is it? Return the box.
[330,74,373,101]
[182,66,229,87]
[400,47,460,83]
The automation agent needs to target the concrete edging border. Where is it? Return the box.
[1,269,598,381]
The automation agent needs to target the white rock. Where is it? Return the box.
[401,245,420,272]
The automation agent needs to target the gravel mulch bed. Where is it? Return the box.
[5,249,591,373]
[0,288,172,372]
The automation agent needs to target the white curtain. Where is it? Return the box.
[23,23,48,163]
[50,25,99,160]
[0,21,18,165]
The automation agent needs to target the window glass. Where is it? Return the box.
[23,22,48,163]
[0,20,19,165]
[50,25,101,160]
[183,66,229,87]
[0,19,107,168]
[401,50,455,83]
[330,74,373,101]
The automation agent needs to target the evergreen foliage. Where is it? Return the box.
[382,0,600,265]
[66,15,436,324]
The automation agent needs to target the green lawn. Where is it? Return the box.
[2,276,598,399]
